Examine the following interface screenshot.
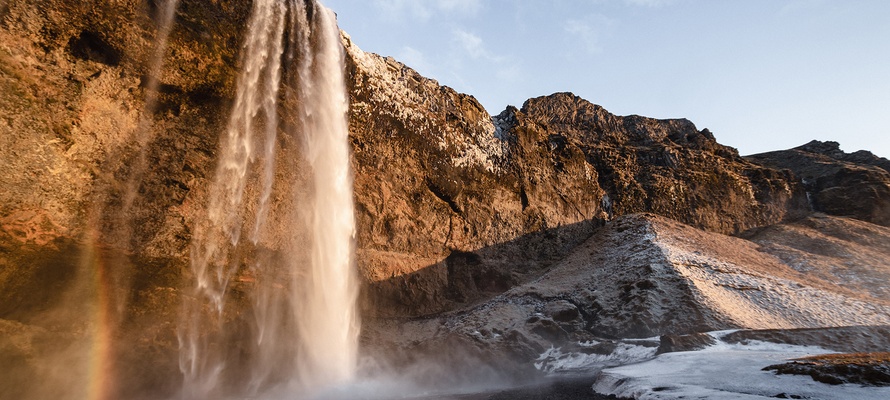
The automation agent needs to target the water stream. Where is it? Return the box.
[179,0,358,397]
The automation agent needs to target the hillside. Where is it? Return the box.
[360,214,890,378]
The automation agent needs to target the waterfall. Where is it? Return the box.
[291,0,359,388]
[178,0,359,397]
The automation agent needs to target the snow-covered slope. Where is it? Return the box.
[363,212,890,383]
[477,213,890,339]
[396,213,890,354]
[645,214,890,330]
[743,214,890,301]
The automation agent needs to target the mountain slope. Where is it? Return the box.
[743,214,890,300]
[367,213,890,369]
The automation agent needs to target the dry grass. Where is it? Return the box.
[794,352,890,366]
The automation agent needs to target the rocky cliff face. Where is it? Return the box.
[0,0,247,253]
[346,64,814,316]
[2,1,890,398]
[748,140,890,227]
[0,0,865,322]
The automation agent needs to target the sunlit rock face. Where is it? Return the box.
[2,0,890,398]
[1,2,240,396]
[345,75,814,318]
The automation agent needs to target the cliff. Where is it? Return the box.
[748,140,890,226]
[0,0,824,321]
[2,1,890,398]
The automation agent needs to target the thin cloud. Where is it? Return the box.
[398,46,436,77]
[373,0,481,21]
[623,0,677,7]
[373,0,432,21]
[453,29,503,62]
[436,0,483,15]
[449,28,521,85]
[565,14,616,55]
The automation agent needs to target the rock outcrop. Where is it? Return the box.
[748,140,890,227]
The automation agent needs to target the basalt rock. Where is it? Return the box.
[511,93,810,234]
[747,140,890,226]
[764,352,890,386]
[656,332,716,354]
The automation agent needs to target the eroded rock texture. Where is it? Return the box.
[0,0,853,324]
[2,1,890,398]
[748,140,890,227]
[350,85,817,317]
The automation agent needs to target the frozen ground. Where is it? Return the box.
[534,338,660,374]
[593,332,890,399]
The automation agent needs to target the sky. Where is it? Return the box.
[323,0,890,158]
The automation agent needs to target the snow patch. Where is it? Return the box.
[535,341,659,374]
[343,33,508,173]
[594,335,890,400]
[653,231,890,329]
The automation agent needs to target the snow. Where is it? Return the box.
[653,228,890,329]
[593,333,890,400]
[535,341,659,374]
[491,108,515,142]
[342,32,509,174]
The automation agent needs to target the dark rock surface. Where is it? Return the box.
[656,332,716,354]
[474,377,630,400]
[748,140,890,227]
[722,325,890,353]
[764,352,890,386]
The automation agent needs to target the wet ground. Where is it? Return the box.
[423,376,629,400]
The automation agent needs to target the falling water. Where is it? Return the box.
[179,0,358,398]
[291,0,360,387]
[72,2,181,399]
[121,0,180,235]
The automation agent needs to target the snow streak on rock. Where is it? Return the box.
[343,35,509,173]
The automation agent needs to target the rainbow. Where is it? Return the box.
[81,227,118,400]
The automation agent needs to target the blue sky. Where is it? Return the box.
[324,0,890,158]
